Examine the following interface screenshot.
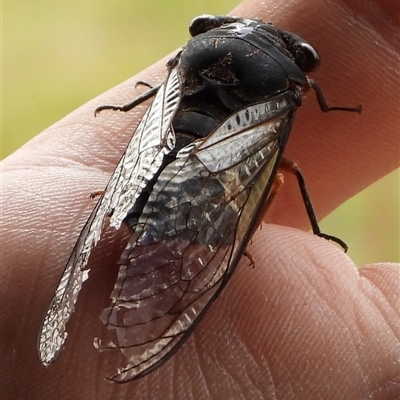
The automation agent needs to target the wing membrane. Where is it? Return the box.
[38,67,181,365]
[100,94,296,382]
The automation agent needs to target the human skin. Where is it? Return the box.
[1,0,399,399]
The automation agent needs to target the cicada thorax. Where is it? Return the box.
[175,21,310,134]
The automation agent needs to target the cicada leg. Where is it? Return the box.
[279,157,348,252]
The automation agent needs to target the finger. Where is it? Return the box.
[207,224,400,398]
[1,1,398,399]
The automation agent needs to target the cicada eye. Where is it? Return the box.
[297,42,320,72]
[189,15,216,36]
[189,15,240,37]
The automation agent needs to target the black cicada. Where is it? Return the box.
[38,15,360,382]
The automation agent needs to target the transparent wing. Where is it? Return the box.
[38,67,181,365]
[100,92,297,382]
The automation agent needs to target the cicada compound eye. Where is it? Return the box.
[297,42,320,72]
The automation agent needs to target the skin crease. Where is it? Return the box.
[1,0,399,398]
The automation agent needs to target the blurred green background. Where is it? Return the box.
[3,0,399,266]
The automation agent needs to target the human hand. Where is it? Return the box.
[1,0,399,399]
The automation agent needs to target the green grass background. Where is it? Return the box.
[3,0,399,266]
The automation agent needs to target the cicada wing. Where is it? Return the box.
[38,67,182,365]
[100,94,297,382]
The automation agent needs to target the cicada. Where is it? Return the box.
[38,15,361,382]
